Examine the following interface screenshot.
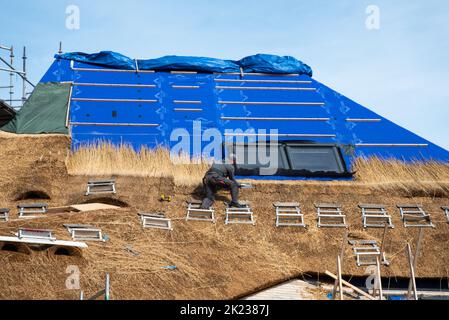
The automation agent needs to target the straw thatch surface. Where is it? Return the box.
[0,132,448,300]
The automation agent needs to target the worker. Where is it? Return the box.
[201,154,245,209]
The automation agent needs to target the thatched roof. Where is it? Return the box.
[0,133,448,299]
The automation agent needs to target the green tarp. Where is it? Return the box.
[1,82,71,134]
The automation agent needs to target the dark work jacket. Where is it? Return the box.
[205,163,237,182]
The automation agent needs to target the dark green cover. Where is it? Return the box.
[1,82,71,134]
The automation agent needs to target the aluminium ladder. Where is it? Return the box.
[139,213,173,231]
[64,224,104,241]
[225,201,255,225]
[315,203,348,228]
[397,204,434,228]
[186,200,215,223]
[274,202,306,227]
[18,203,48,218]
[0,208,9,222]
[86,179,116,196]
[349,240,389,267]
[359,204,394,229]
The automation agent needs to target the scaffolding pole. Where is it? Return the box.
[9,46,14,105]
[0,57,34,86]
[22,46,27,104]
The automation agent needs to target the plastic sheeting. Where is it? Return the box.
[137,56,240,73]
[238,54,313,76]
[57,51,136,70]
[1,82,71,134]
[55,51,313,75]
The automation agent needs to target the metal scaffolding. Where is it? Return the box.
[0,44,35,110]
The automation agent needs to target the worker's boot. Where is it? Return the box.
[229,202,246,208]
[201,197,214,209]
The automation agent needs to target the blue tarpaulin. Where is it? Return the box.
[57,51,136,70]
[138,55,240,73]
[55,51,313,75]
[238,54,313,76]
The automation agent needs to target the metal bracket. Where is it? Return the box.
[349,240,389,267]
[86,179,116,196]
[0,208,9,222]
[225,201,255,225]
[64,224,104,241]
[397,204,434,228]
[274,202,306,228]
[18,203,48,218]
[186,200,215,223]
[315,203,347,228]
[139,213,173,231]
[359,204,394,229]
[18,228,56,241]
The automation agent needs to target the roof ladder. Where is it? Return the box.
[315,203,348,228]
[86,179,116,196]
[348,240,389,267]
[397,204,434,228]
[64,224,104,241]
[18,203,48,218]
[186,200,216,223]
[442,206,449,223]
[225,201,255,225]
[139,213,173,231]
[0,208,9,222]
[359,204,394,229]
[274,202,306,228]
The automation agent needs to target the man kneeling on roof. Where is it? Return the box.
[201,154,245,209]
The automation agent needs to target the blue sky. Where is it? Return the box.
[1,0,448,149]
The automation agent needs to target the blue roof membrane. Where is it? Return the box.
[38,56,449,177]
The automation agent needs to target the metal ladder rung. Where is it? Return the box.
[318,214,346,218]
[402,210,425,214]
[354,247,380,252]
[274,202,300,207]
[226,211,253,215]
[188,208,214,213]
[403,214,430,220]
[349,240,377,245]
[359,204,386,209]
[354,252,381,256]
[397,204,423,208]
[364,214,391,217]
